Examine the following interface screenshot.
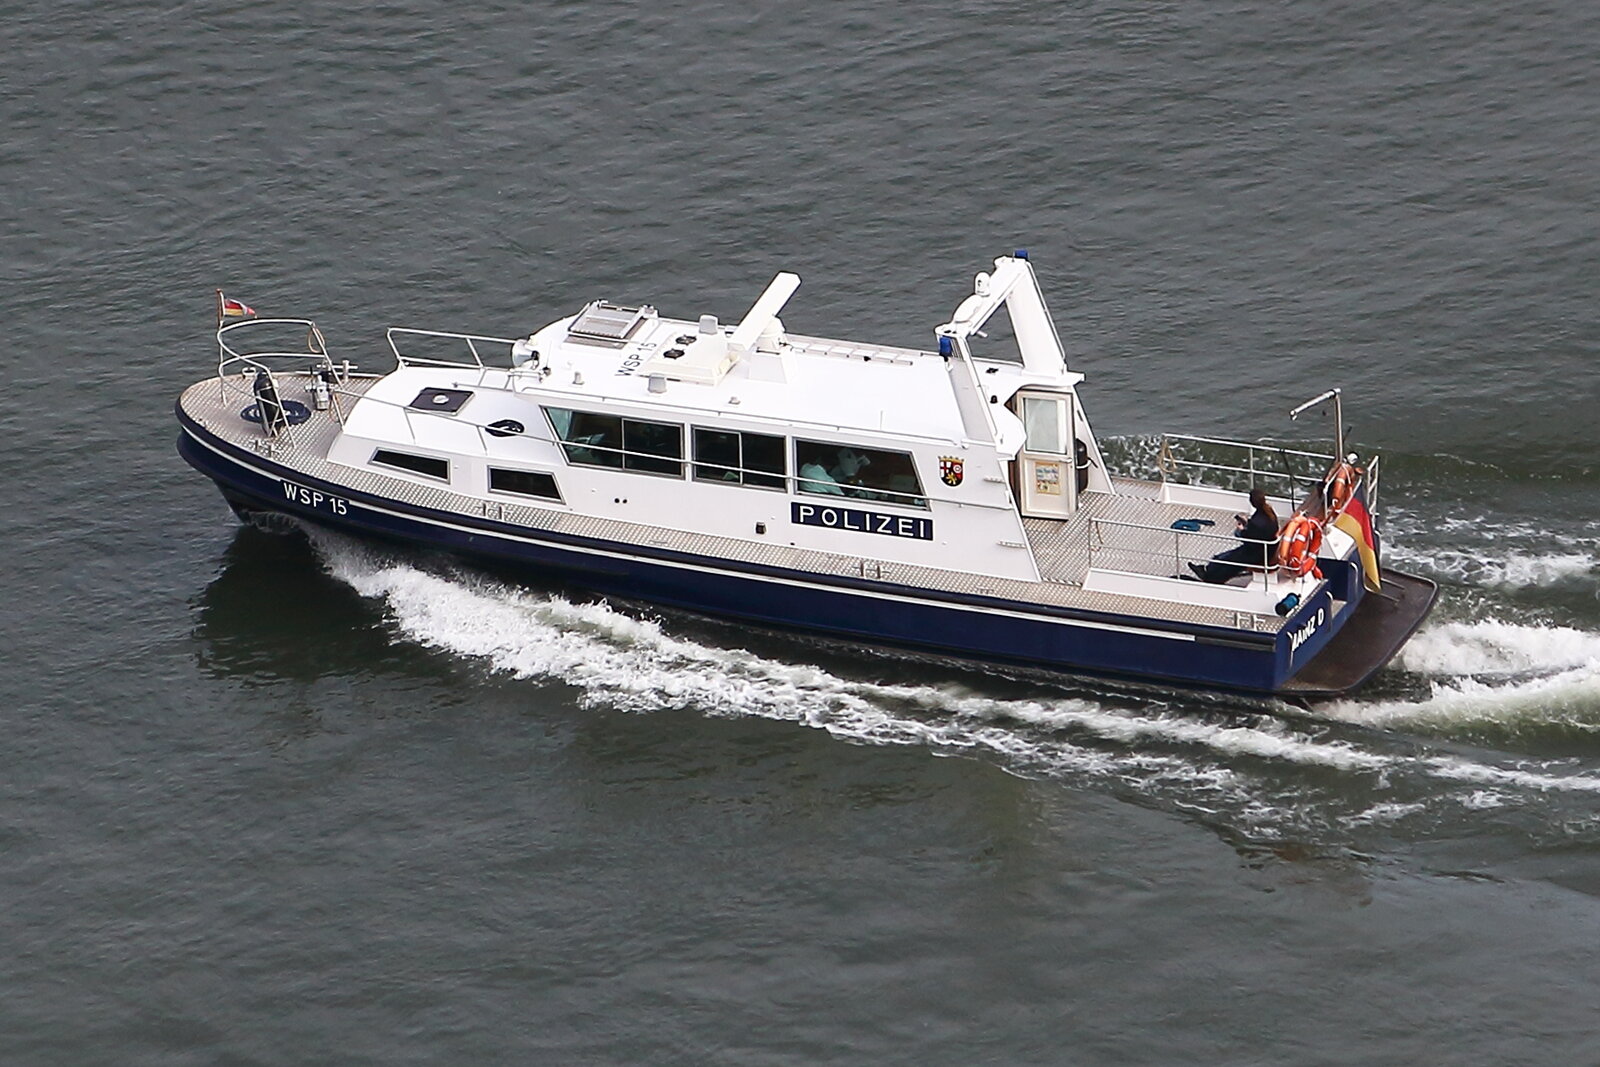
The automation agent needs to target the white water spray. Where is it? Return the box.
[307,531,1600,808]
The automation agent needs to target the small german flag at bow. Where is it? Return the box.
[216,290,257,326]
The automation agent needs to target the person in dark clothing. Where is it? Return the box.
[1189,488,1279,584]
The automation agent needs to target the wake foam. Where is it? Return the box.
[319,536,1378,772]
[1399,620,1600,676]
[1322,620,1600,732]
[1390,547,1596,589]
[304,531,1600,821]
[1381,509,1597,590]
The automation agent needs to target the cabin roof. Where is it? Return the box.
[522,311,980,444]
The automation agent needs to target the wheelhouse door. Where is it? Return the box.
[1017,392,1075,519]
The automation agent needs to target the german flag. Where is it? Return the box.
[1332,482,1381,592]
[216,290,257,326]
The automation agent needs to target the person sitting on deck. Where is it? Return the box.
[1189,488,1279,584]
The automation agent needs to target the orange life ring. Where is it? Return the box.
[1277,513,1324,579]
[1323,461,1360,517]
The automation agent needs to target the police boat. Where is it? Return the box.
[176,255,1438,698]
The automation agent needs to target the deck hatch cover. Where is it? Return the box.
[568,301,650,347]
[407,388,473,414]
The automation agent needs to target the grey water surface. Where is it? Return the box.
[4,0,1600,1063]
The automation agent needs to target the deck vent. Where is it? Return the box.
[568,301,652,347]
[407,388,472,414]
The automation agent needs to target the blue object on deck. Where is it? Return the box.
[240,400,312,426]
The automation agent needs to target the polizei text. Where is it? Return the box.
[791,502,932,540]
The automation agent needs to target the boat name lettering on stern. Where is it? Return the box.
[791,503,932,540]
[1289,606,1326,654]
[281,479,348,515]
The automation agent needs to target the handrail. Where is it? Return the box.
[214,318,349,447]
[386,327,525,371]
[1088,515,1279,592]
[1162,433,1333,463]
[217,317,331,372]
[1158,433,1334,496]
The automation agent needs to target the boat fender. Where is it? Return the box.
[252,369,287,436]
[1277,513,1324,579]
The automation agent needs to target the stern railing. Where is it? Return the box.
[1087,516,1281,594]
[1157,434,1335,496]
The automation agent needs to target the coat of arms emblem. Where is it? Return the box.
[939,456,964,487]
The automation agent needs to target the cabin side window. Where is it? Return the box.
[371,449,450,481]
[692,428,786,490]
[489,468,562,501]
[622,419,683,476]
[793,440,927,509]
[545,407,683,477]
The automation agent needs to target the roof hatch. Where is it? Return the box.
[567,301,654,347]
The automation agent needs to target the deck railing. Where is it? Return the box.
[1157,434,1334,496]
[1087,515,1280,592]
[386,327,523,372]
[214,318,362,448]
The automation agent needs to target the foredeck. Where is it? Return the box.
[181,374,1290,636]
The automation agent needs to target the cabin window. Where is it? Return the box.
[545,407,683,476]
[546,408,622,468]
[793,440,926,509]
[489,468,562,501]
[371,449,449,480]
[692,428,786,489]
[623,419,683,476]
[1021,396,1064,453]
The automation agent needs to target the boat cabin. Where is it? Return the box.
[323,255,1135,584]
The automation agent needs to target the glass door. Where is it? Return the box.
[1018,392,1075,518]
